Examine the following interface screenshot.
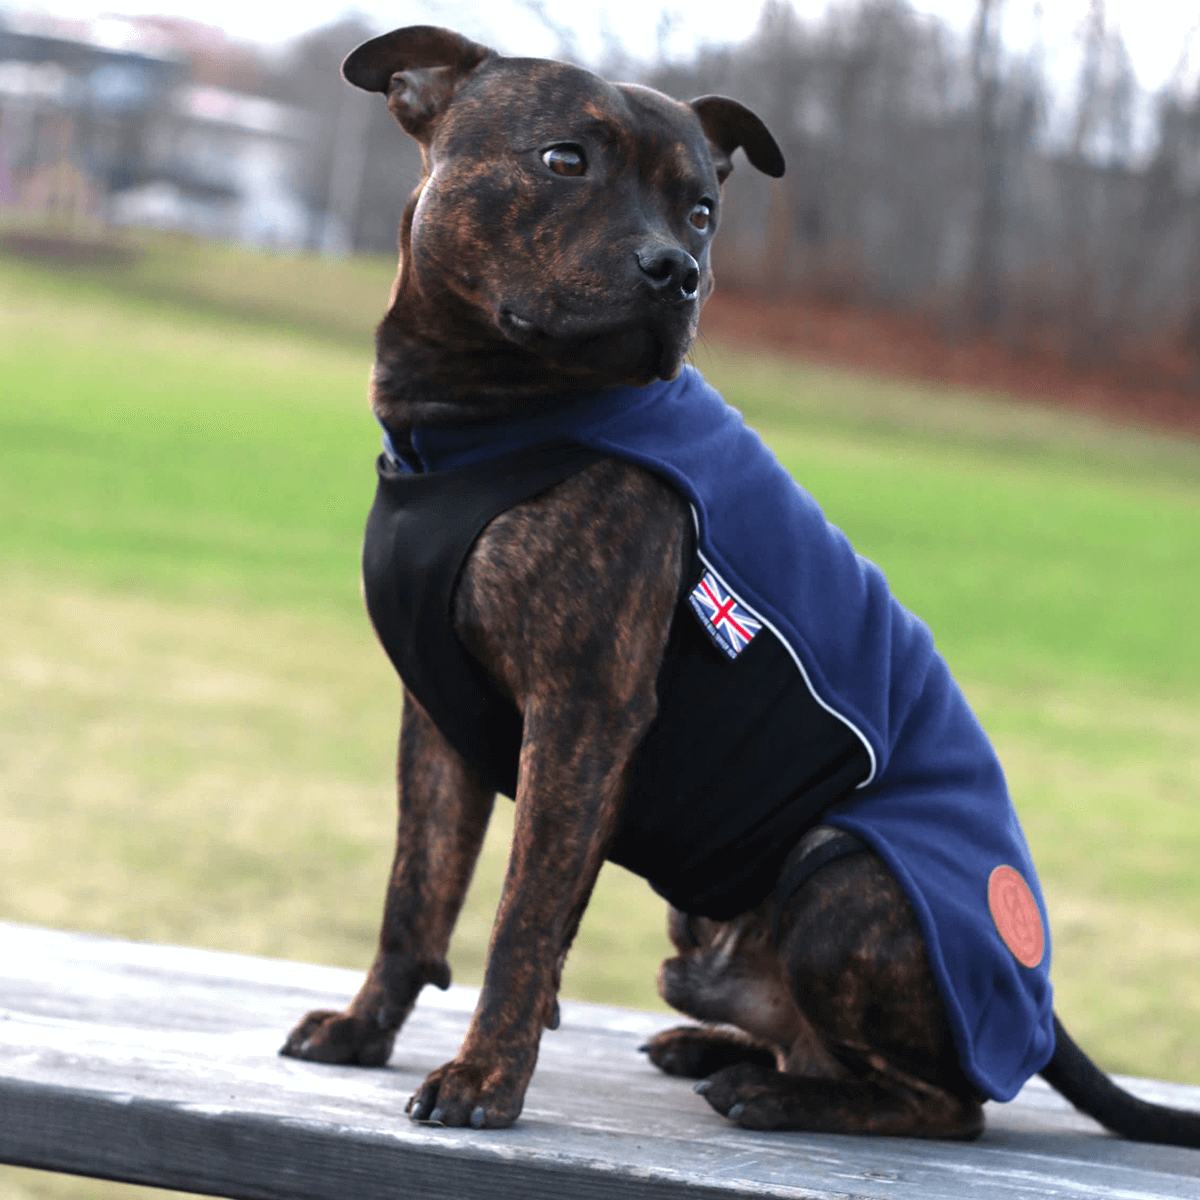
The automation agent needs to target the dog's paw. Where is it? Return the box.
[697,1061,988,1138]
[695,1062,801,1130]
[407,1057,526,1129]
[280,1008,397,1067]
[642,1025,778,1079]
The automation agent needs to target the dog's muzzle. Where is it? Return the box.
[636,245,700,303]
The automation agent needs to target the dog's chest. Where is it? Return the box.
[362,434,868,920]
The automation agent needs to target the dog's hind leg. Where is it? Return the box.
[642,1025,779,1078]
[281,691,494,1066]
[696,1058,984,1138]
[649,904,833,1078]
[690,852,985,1138]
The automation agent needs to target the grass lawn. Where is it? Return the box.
[1,232,1198,1199]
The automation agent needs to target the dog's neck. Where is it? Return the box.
[369,312,688,433]
[368,318,603,431]
[376,371,695,475]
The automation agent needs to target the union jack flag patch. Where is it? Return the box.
[688,570,762,659]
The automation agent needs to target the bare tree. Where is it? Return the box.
[265,17,423,254]
[253,0,1198,388]
[965,0,1007,332]
[518,0,583,64]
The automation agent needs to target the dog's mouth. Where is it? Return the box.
[497,307,692,383]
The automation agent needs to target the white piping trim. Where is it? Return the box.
[689,504,878,788]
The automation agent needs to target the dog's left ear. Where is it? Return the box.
[689,96,785,182]
[342,25,492,142]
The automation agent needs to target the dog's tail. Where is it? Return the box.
[1040,1014,1200,1147]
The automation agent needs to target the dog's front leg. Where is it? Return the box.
[406,458,686,1129]
[405,689,651,1128]
[281,690,494,1065]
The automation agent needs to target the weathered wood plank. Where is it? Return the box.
[2,921,1199,1199]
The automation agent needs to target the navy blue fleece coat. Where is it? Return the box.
[391,366,1056,1102]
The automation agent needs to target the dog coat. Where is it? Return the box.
[362,365,1055,1102]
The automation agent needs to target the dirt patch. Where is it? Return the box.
[0,231,143,269]
[700,290,1200,439]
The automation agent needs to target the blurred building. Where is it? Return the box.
[0,16,310,246]
[111,82,309,246]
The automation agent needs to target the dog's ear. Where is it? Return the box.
[689,96,785,182]
[342,25,492,141]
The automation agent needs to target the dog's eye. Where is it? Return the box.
[542,145,587,176]
[690,202,713,231]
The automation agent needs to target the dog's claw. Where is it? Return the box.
[693,1080,711,1095]
[727,1102,745,1122]
[638,1043,650,1053]
[405,1057,527,1128]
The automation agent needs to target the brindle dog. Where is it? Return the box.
[281,25,1200,1146]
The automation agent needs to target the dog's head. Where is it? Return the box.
[343,26,784,424]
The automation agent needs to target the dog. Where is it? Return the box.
[280,24,1200,1146]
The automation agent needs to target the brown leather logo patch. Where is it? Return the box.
[988,865,1045,968]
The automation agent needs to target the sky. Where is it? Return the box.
[9,0,1200,91]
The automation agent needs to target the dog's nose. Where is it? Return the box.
[636,244,700,302]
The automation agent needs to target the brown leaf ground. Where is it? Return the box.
[701,290,1200,438]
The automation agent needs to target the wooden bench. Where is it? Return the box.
[2,920,1199,1199]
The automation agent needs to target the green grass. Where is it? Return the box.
[1,234,1199,1200]
[1,278,375,616]
[0,222,394,349]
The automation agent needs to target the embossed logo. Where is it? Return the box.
[988,865,1044,968]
